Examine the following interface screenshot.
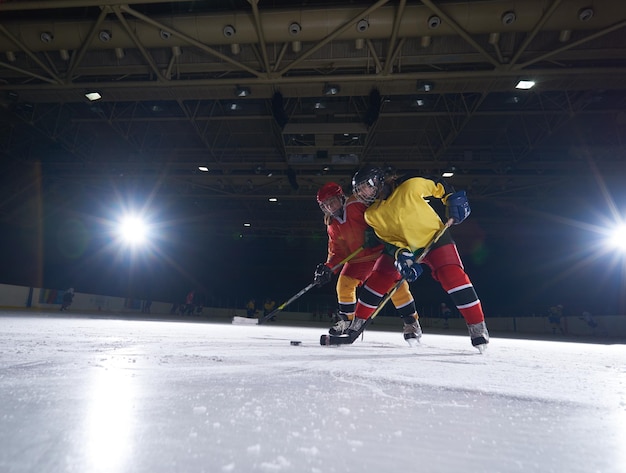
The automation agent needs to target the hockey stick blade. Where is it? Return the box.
[320,333,360,346]
[320,318,374,345]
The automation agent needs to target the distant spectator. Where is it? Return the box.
[184,290,195,316]
[441,302,452,329]
[548,304,565,335]
[60,288,74,311]
[263,297,276,321]
[246,298,257,318]
[141,299,152,314]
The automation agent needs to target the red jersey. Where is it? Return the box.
[326,196,382,270]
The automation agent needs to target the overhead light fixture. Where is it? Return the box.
[229,103,240,111]
[114,47,125,59]
[235,86,251,97]
[84,91,102,101]
[268,197,278,202]
[198,166,209,172]
[289,22,302,36]
[417,81,434,92]
[356,19,369,32]
[230,43,241,54]
[515,80,536,90]
[501,11,517,25]
[98,30,112,42]
[5,51,16,62]
[427,16,441,29]
[323,84,340,96]
[578,7,594,22]
[59,49,70,61]
[243,223,251,227]
[415,98,426,107]
[40,31,54,43]
[223,25,236,37]
[442,166,456,178]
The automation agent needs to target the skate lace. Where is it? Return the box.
[333,320,350,331]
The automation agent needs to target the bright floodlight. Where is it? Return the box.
[515,80,535,90]
[117,216,149,245]
[608,224,626,252]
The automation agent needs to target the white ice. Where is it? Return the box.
[1,313,625,473]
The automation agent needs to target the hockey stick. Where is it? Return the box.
[321,218,454,345]
[258,246,364,324]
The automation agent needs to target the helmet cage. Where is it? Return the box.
[317,182,345,217]
[352,168,384,204]
[318,194,345,217]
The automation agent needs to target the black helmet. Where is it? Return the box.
[352,166,385,204]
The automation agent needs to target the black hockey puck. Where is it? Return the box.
[320,334,329,346]
[290,340,302,346]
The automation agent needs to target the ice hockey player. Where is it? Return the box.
[313,182,423,345]
[350,166,489,352]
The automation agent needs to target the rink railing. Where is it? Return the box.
[0,283,623,339]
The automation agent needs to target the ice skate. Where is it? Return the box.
[402,316,422,347]
[467,321,489,353]
[329,318,351,336]
[347,317,367,336]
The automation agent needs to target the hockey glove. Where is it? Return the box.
[445,190,471,224]
[394,249,423,283]
[313,263,333,287]
[363,227,382,248]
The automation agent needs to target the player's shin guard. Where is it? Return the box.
[353,283,384,320]
[435,264,484,325]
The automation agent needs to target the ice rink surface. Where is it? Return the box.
[1,312,625,473]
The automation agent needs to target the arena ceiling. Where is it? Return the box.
[1,0,625,238]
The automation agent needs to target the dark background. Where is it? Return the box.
[1,0,625,317]
[0,167,624,317]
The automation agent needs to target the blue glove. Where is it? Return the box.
[313,263,333,287]
[394,249,423,283]
[445,190,471,224]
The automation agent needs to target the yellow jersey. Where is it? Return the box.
[364,176,447,251]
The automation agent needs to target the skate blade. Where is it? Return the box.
[475,343,488,354]
[405,337,421,348]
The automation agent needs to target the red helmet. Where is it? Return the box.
[316,182,344,205]
[317,182,345,216]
